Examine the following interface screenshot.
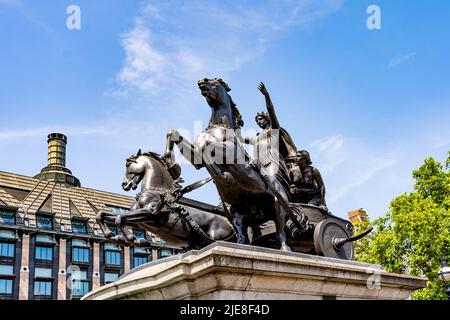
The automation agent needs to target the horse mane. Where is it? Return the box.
[142,151,166,166]
[228,94,243,129]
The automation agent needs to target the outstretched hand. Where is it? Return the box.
[258,82,269,96]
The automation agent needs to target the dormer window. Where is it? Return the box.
[36,215,53,230]
[0,210,15,225]
[71,219,87,234]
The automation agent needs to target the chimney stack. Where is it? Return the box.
[34,133,80,187]
[47,133,67,167]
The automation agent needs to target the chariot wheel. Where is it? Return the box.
[313,218,354,260]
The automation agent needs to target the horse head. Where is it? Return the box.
[198,77,231,108]
[122,149,146,191]
[123,149,182,192]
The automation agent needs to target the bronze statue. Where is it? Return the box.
[95,78,372,261]
[164,78,310,252]
[96,150,236,249]
[290,150,327,209]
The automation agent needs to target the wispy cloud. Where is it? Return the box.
[389,52,416,68]
[0,126,111,142]
[329,158,398,203]
[309,135,344,152]
[112,0,344,97]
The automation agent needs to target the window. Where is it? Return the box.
[159,249,173,258]
[72,239,90,263]
[133,230,146,239]
[36,234,54,244]
[71,219,87,234]
[0,210,15,224]
[34,268,52,279]
[0,230,15,240]
[133,255,149,268]
[73,247,89,263]
[0,279,13,296]
[36,215,53,230]
[0,242,14,258]
[104,272,119,284]
[0,265,14,276]
[34,281,52,299]
[106,206,129,214]
[71,270,89,297]
[35,246,52,261]
[104,243,121,266]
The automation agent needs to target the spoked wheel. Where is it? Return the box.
[313,218,354,260]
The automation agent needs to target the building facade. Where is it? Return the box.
[347,208,369,225]
[0,133,219,300]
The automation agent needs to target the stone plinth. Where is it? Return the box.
[82,242,426,300]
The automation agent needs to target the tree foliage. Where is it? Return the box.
[354,151,450,300]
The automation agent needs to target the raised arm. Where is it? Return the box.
[258,82,280,129]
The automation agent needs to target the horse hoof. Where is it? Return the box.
[280,243,292,252]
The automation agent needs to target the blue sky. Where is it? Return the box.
[0,0,449,220]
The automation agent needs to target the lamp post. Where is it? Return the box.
[438,258,450,300]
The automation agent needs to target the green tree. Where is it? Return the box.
[354,151,450,300]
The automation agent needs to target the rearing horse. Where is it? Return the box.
[164,78,299,251]
[96,149,236,249]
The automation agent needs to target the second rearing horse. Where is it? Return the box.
[164,78,298,251]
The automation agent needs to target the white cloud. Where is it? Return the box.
[389,52,416,68]
[329,158,398,203]
[309,135,344,152]
[0,126,111,142]
[113,0,344,96]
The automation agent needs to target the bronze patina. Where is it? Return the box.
[96,78,371,260]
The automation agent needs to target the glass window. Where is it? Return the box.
[71,281,89,297]
[36,215,53,230]
[72,239,89,247]
[159,249,172,258]
[35,268,52,278]
[0,242,14,258]
[35,246,52,261]
[72,247,89,263]
[34,281,52,297]
[133,255,149,268]
[71,220,87,234]
[0,265,14,276]
[72,270,87,280]
[36,234,54,244]
[104,243,120,251]
[105,251,121,265]
[133,230,146,239]
[71,270,89,297]
[0,210,15,224]
[104,272,119,284]
[0,279,13,295]
[0,230,15,239]
[107,206,129,214]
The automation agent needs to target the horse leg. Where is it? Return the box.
[96,210,116,238]
[114,215,135,244]
[164,129,203,170]
[231,209,249,244]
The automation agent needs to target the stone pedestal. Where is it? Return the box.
[82,242,426,300]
